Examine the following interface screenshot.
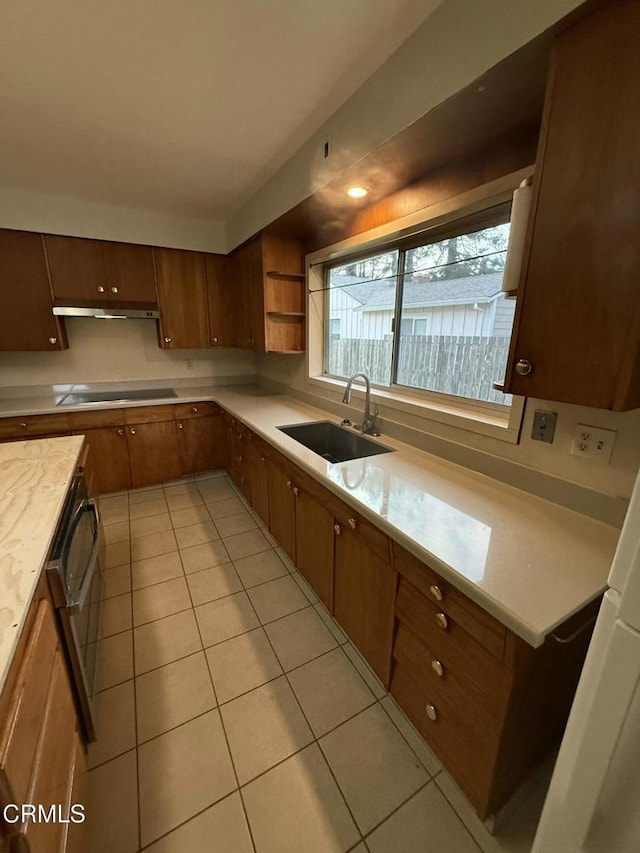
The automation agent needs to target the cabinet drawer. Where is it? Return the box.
[396,578,510,693]
[174,401,220,420]
[124,405,176,424]
[393,544,506,660]
[69,408,125,430]
[0,599,58,805]
[391,659,495,812]
[0,413,71,440]
[394,622,509,722]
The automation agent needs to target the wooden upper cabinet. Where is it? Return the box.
[204,253,237,347]
[101,241,157,303]
[503,0,640,410]
[0,229,67,351]
[45,235,157,306]
[154,248,210,349]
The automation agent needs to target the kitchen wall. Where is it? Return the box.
[0,185,226,253]
[256,352,640,524]
[0,319,255,392]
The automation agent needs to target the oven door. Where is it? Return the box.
[48,493,102,742]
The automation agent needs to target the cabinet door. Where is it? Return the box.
[154,248,209,349]
[0,230,67,351]
[45,235,107,303]
[503,0,640,410]
[176,415,226,476]
[267,456,295,560]
[102,242,157,304]
[333,524,397,686]
[204,253,236,347]
[294,484,334,611]
[127,421,179,487]
[76,427,132,495]
[235,237,265,351]
[247,440,269,524]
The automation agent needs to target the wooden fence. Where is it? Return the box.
[326,335,511,404]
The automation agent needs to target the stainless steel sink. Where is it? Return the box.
[278,421,393,463]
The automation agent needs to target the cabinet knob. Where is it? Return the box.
[97,285,105,293]
[130,428,137,436]
[429,584,443,602]
[431,659,444,677]
[117,428,125,436]
[334,523,342,536]
[20,422,28,429]
[293,486,300,497]
[286,480,293,489]
[435,612,449,630]
[191,406,198,414]
[164,336,172,344]
[348,517,358,529]
[48,337,57,345]
[515,358,533,376]
[212,336,219,343]
[425,704,438,722]
[238,455,243,464]
[261,456,266,464]
[110,286,119,294]
[178,422,184,430]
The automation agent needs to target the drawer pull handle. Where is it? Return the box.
[178,422,184,430]
[293,486,300,497]
[431,659,444,677]
[286,480,292,489]
[212,336,219,343]
[348,517,358,529]
[261,456,266,464]
[117,428,125,436]
[191,406,198,414]
[48,336,58,345]
[435,612,448,630]
[130,428,137,436]
[97,285,105,293]
[334,523,342,536]
[430,584,443,602]
[110,286,119,294]
[20,422,28,429]
[238,456,243,464]
[164,336,172,344]
[425,704,438,721]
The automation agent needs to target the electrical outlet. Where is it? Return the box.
[570,424,616,464]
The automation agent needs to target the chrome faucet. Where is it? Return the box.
[342,372,379,435]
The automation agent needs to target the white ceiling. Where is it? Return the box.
[0,0,442,220]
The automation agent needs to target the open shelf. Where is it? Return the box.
[266,348,305,354]
[266,271,306,281]
[266,311,305,318]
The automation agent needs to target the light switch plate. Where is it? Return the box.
[531,410,557,443]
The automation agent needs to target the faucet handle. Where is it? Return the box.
[341,418,352,427]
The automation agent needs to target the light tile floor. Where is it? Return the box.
[88,471,551,853]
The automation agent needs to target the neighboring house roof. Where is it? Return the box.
[330,271,504,310]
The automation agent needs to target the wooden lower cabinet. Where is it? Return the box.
[176,415,226,475]
[75,426,132,494]
[266,453,295,560]
[126,420,179,487]
[389,545,597,819]
[247,438,269,524]
[333,522,397,687]
[293,478,334,612]
[0,587,86,853]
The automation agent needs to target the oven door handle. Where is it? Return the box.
[62,498,101,612]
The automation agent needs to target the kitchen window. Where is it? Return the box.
[322,205,516,410]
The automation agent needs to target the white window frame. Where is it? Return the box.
[305,167,533,444]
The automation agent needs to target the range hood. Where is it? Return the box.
[53,306,159,319]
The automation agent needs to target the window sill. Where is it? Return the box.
[307,374,524,444]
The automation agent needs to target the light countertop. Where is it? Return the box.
[0,435,84,692]
[0,383,621,648]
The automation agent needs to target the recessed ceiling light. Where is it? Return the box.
[347,186,368,198]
